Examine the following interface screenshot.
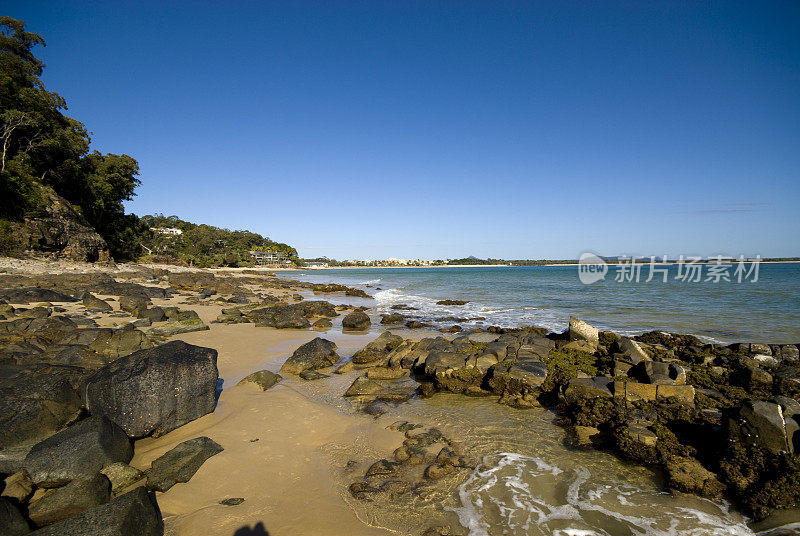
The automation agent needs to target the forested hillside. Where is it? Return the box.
[141,215,297,268]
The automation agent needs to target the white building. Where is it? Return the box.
[249,250,291,265]
[150,227,183,236]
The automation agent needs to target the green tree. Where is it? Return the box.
[0,17,144,260]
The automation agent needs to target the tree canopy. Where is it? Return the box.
[0,17,144,260]
[140,214,298,268]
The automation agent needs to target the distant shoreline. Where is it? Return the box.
[274,260,800,271]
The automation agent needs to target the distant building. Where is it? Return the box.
[151,227,183,235]
[305,261,328,268]
[249,250,291,265]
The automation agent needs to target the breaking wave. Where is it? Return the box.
[449,453,757,536]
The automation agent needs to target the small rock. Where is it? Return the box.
[100,463,145,494]
[219,497,245,506]
[342,311,371,331]
[345,377,384,396]
[238,370,282,391]
[145,437,224,492]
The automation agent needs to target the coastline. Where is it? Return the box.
[1,258,799,535]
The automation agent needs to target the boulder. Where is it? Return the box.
[147,320,209,337]
[280,338,338,375]
[145,436,223,492]
[380,313,405,325]
[568,317,599,348]
[311,318,331,330]
[84,341,219,438]
[237,370,282,391]
[342,311,371,331]
[168,272,216,291]
[564,376,614,404]
[352,332,403,365]
[137,307,166,323]
[486,359,548,397]
[664,456,725,499]
[2,471,34,503]
[88,328,153,359]
[729,400,789,454]
[28,473,111,527]
[629,361,686,384]
[100,463,144,494]
[0,497,29,536]
[612,337,650,364]
[29,486,162,536]
[345,377,384,396]
[82,294,112,312]
[0,287,77,304]
[436,300,468,306]
[24,416,132,488]
[0,373,83,449]
[118,295,149,315]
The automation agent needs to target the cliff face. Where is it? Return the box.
[3,185,111,262]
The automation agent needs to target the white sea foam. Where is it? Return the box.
[450,453,760,536]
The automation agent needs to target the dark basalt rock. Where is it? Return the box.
[167,272,216,291]
[84,341,219,438]
[435,300,468,306]
[0,497,29,536]
[28,473,111,527]
[280,338,338,375]
[0,287,77,304]
[82,294,112,312]
[29,486,163,536]
[352,332,403,365]
[145,436,223,492]
[24,416,132,488]
[0,370,83,450]
[342,311,371,331]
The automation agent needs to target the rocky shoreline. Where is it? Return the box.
[0,260,798,534]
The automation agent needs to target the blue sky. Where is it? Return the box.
[6,1,799,260]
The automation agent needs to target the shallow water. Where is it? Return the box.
[276,332,761,536]
[284,263,800,343]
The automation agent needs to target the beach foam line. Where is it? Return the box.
[449,453,757,536]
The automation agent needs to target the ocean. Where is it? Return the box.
[283,263,800,344]
[278,263,800,535]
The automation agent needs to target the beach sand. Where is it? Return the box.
[129,319,400,536]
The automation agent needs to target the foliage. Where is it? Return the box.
[140,214,297,268]
[0,17,142,260]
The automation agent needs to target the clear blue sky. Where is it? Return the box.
[6,1,799,260]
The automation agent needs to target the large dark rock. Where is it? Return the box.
[247,305,311,329]
[145,436,223,492]
[728,400,789,454]
[352,332,403,365]
[0,371,83,449]
[28,473,111,527]
[486,359,548,397]
[118,295,149,315]
[29,486,163,536]
[24,416,132,488]
[0,497,30,536]
[88,328,153,359]
[82,294,112,313]
[168,272,216,291]
[280,338,338,375]
[84,341,219,438]
[0,287,77,304]
[342,311,371,331]
[0,185,111,263]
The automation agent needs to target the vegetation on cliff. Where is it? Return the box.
[140,214,297,268]
[0,17,147,260]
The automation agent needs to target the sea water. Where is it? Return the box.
[285,263,800,344]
